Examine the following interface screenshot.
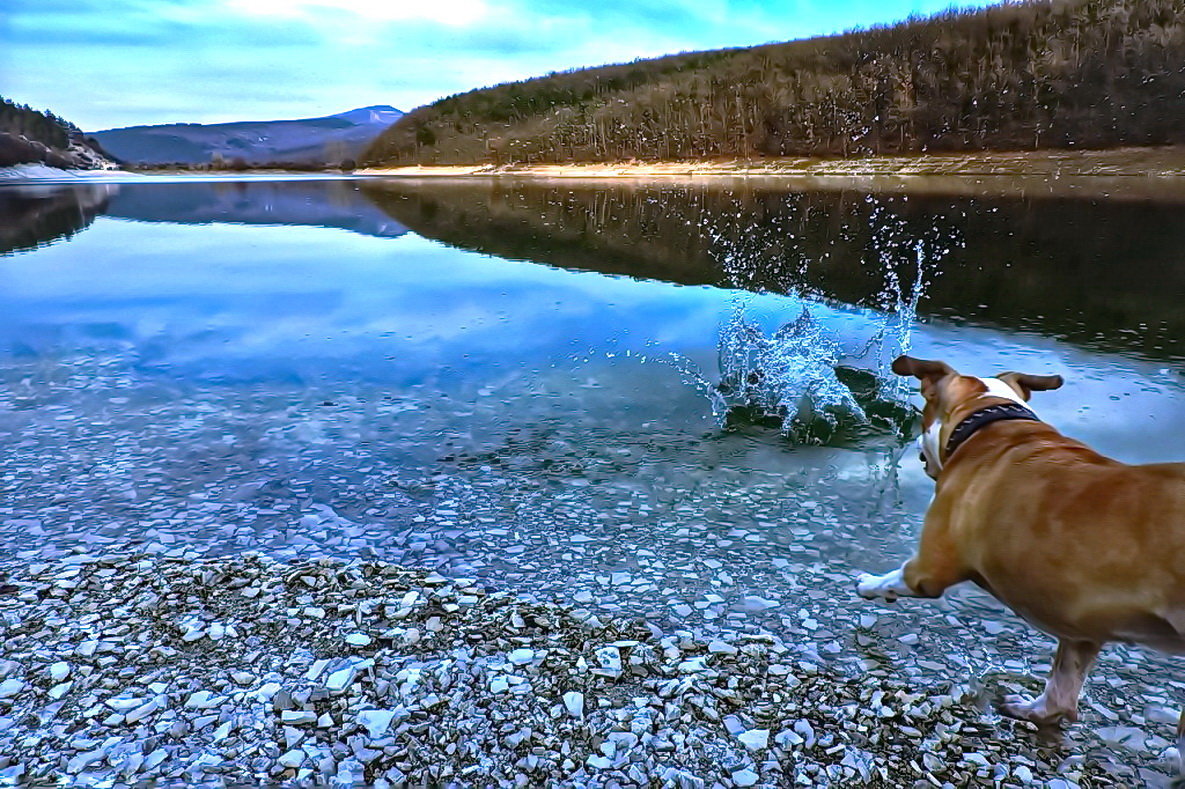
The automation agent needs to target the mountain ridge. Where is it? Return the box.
[93,105,403,167]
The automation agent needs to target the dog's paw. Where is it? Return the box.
[855,572,898,602]
[999,693,1072,726]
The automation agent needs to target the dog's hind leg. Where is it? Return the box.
[1177,710,1185,777]
[1000,639,1101,725]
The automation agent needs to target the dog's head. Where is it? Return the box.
[892,355,1063,479]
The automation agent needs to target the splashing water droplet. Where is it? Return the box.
[689,194,960,445]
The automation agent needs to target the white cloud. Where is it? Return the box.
[221,0,491,26]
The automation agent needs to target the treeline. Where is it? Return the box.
[0,96,76,150]
[366,0,1185,165]
[0,95,114,168]
[131,157,357,173]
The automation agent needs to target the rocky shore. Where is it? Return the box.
[360,147,1185,202]
[0,549,1179,787]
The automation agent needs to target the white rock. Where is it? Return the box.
[255,682,282,700]
[67,748,106,773]
[143,750,168,771]
[344,633,372,647]
[281,710,317,725]
[48,662,71,682]
[325,665,358,693]
[732,768,759,786]
[593,646,622,678]
[184,691,219,709]
[708,639,737,655]
[126,697,163,723]
[105,696,147,712]
[0,679,23,699]
[278,749,306,768]
[306,660,330,681]
[738,729,769,751]
[1097,725,1147,749]
[561,691,585,720]
[739,595,778,611]
[793,719,816,748]
[357,709,398,738]
[507,648,534,666]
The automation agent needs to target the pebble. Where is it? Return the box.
[357,709,399,738]
[507,648,535,665]
[732,767,759,786]
[738,729,769,751]
[325,664,358,693]
[562,691,585,719]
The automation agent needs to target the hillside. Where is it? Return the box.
[365,0,1185,166]
[0,96,114,170]
[93,106,403,168]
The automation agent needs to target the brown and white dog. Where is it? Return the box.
[856,355,1185,751]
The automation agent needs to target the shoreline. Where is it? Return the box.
[360,147,1185,201]
[0,547,1176,786]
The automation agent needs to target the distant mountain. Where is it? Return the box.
[92,106,403,167]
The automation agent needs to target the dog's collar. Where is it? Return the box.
[944,402,1039,461]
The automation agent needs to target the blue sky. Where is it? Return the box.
[1,0,986,132]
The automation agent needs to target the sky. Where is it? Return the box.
[1,0,989,132]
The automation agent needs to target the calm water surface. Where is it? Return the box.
[4,176,1185,769]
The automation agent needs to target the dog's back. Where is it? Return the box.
[944,422,1185,650]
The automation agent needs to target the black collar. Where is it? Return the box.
[944,402,1040,461]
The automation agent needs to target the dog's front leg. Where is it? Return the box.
[857,507,969,601]
[855,562,918,602]
[1000,638,1101,725]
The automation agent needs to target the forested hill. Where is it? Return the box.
[365,0,1185,166]
[0,96,113,169]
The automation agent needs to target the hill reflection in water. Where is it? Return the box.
[0,178,408,255]
[363,180,1185,362]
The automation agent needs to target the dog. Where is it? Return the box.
[856,355,1185,753]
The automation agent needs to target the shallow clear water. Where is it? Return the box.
[4,176,1185,771]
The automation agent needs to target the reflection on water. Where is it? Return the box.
[366,180,1185,361]
[106,178,408,238]
[0,183,115,255]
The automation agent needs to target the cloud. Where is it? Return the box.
[221,0,492,27]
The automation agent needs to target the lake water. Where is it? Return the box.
[3,175,1185,772]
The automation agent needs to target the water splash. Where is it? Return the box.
[698,194,960,445]
[713,300,867,442]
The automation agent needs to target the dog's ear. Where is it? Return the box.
[997,371,1064,401]
[891,355,954,382]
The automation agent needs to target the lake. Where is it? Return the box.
[3,174,1185,773]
